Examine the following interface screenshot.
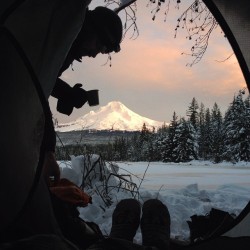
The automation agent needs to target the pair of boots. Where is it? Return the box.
[109,199,170,250]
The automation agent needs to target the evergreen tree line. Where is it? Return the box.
[56,90,250,163]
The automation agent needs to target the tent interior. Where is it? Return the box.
[0,0,250,249]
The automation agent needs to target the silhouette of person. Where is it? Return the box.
[51,6,123,116]
[43,5,123,186]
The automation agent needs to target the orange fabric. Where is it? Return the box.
[50,178,92,207]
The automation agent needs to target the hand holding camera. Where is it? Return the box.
[56,83,99,115]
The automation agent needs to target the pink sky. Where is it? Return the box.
[49,0,247,124]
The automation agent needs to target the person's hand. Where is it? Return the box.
[43,151,60,186]
[56,83,88,115]
[71,83,88,109]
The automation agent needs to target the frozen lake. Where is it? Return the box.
[117,161,250,190]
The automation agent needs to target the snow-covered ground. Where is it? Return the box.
[59,158,250,243]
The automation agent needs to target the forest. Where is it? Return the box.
[56,89,250,163]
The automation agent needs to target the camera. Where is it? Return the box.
[56,85,99,115]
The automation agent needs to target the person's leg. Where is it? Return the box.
[141,199,171,250]
[110,199,141,242]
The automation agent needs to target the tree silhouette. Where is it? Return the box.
[186,97,199,129]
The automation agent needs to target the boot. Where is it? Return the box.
[141,199,170,250]
[110,199,141,242]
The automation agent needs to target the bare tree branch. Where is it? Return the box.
[174,0,219,66]
[215,52,235,63]
[103,0,227,66]
[113,0,137,13]
[130,0,220,65]
[104,0,139,39]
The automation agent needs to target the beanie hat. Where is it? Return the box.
[86,6,123,52]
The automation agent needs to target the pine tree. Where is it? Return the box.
[128,132,141,161]
[244,94,250,109]
[160,112,178,162]
[210,103,223,162]
[139,123,149,161]
[113,136,128,161]
[147,132,160,161]
[155,123,169,159]
[241,94,250,161]
[173,118,198,162]
[203,108,213,160]
[138,123,158,161]
[157,122,169,134]
[222,91,250,162]
[187,97,199,130]
[222,96,235,161]
[197,102,206,159]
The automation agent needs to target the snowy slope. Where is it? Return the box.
[59,158,250,242]
[56,101,165,132]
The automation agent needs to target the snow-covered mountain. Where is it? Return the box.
[56,101,165,132]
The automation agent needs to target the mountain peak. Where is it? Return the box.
[106,101,124,111]
[56,101,165,132]
[108,100,123,107]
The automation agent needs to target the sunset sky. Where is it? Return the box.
[49,0,247,124]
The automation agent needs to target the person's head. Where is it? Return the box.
[73,6,123,58]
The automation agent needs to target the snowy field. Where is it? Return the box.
[117,161,250,190]
[59,158,250,243]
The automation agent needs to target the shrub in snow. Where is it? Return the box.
[59,154,139,208]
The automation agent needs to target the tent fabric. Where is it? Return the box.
[203,0,250,89]
[1,0,89,99]
[0,0,89,234]
[182,236,250,250]
[223,202,250,237]
[0,29,44,231]
[169,202,250,249]
[0,25,64,238]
